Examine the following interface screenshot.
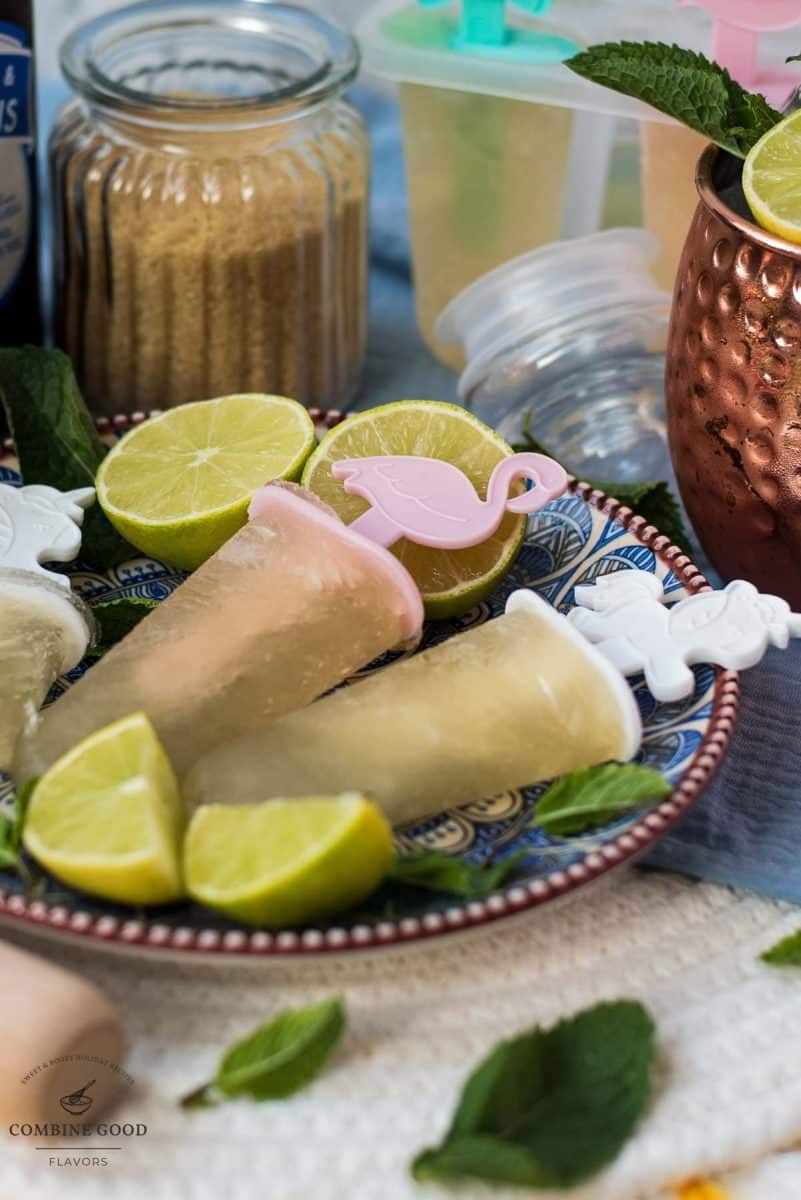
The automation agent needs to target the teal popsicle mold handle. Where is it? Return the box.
[395,0,576,62]
[419,0,552,50]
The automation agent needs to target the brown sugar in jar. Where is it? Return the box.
[50,1,369,416]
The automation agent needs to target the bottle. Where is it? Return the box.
[0,0,40,345]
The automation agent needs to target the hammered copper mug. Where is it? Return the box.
[667,144,801,607]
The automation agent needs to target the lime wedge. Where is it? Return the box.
[184,794,393,927]
[23,713,185,906]
[301,400,527,618]
[97,394,316,570]
[743,110,801,243]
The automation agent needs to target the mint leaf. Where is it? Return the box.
[0,779,37,871]
[0,347,135,569]
[388,850,527,898]
[414,1136,548,1186]
[180,997,345,1109]
[534,763,670,837]
[761,930,801,967]
[87,598,159,660]
[567,42,780,158]
[511,415,692,555]
[412,1000,656,1188]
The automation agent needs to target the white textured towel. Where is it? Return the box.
[2,871,801,1200]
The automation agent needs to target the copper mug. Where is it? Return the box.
[667,144,801,607]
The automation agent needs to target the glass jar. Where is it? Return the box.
[436,229,673,483]
[50,0,369,416]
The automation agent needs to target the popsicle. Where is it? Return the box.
[0,941,124,1125]
[183,589,642,826]
[0,483,95,770]
[0,572,92,769]
[15,484,425,781]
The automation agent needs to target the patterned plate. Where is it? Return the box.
[0,421,738,960]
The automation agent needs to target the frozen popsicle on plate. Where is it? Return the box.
[184,590,642,826]
[0,572,93,770]
[0,483,96,770]
[15,484,424,780]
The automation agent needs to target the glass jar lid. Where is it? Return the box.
[61,0,360,122]
[435,228,671,399]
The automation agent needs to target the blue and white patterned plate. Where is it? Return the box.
[0,443,739,960]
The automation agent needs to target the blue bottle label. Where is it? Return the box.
[0,21,32,306]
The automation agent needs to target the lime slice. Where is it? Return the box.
[97,394,316,570]
[743,111,801,243]
[301,400,527,618]
[184,794,393,927]
[23,713,185,906]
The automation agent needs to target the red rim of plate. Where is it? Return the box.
[0,410,740,959]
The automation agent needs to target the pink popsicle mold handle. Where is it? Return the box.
[331,452,568,550]
[677,1,801,96]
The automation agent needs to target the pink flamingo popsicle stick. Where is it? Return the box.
[677,1,801,99]
[331,453,568,550]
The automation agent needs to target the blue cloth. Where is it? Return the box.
[38,79,801,904]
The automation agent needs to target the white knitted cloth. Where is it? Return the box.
[3,870,801,1200]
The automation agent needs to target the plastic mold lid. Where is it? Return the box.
[435,228,670,399]
[384,0,579,64]
[358,0,707,113]
[357,0,801,117]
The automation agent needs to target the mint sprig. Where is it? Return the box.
[388,850,527,898]
[181,997,345,1109]
[412,1000,656,1189]
[567,42,781,159]
[533,763,671,838]
[761,930,801,967]
[0,779,36,871]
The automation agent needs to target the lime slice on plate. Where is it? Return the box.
[301,400,527,618]
[97,393,316,570]
[184,794,393,927]
[23,712,185,906]
[743,110,801,244]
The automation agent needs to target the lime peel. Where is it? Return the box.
[184,793,394,928]
[23,712,185,906]
[97,394,316,570]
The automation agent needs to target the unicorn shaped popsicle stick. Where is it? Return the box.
[333,452,568,550]
[0,483,95,587]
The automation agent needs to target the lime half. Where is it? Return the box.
[97,394,316,570]
[301,400,527,617]
[744,110,801,244]
[184,794,393,927]
[23,713,185,906]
